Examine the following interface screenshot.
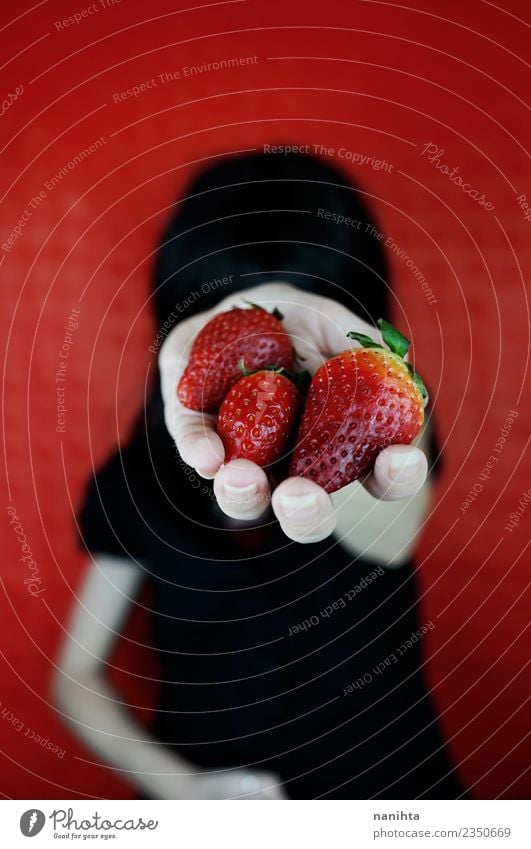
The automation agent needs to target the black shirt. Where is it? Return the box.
[78,388,465,799]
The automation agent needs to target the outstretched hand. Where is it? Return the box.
[159,283,428,543]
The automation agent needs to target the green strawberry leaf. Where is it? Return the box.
[348,320,426,401]
[241,300,284,322]
[405,362,428,400]
[346,331,384,349]
[377,319,410,358]
[242,299,265,312]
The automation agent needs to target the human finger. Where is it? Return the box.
[213,459,271,520]
[361,444,428,501]
[271,477,336,543]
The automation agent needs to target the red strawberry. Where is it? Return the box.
[177,305,293,412]
[217,368,303,468]
[289,320,426,493]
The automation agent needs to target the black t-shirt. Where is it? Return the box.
[78,387,464,799]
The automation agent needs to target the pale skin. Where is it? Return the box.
[52,555,287,799]
[160,282,429,542]
[53,283,430,799]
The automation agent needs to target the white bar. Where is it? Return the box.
[2,799,528,848]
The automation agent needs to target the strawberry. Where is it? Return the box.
[289,320,427,493]
[217,368,304,468]
[177,305,293,412]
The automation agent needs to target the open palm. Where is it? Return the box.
[159,283,428,543]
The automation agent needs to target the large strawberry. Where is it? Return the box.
[289,320,427,493]
[217,368,304,468]
[177,305,293,412]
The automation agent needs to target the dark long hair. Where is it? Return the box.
[152,150,389,328]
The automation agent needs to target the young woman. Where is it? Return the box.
[52,151,465,800]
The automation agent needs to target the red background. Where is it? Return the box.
[1,0,529,799]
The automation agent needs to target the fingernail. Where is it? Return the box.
[388,452,421,483]
[278,492,320,523]
[224,481,258,504]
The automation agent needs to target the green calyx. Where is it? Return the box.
[405,362,428,401]
[346,318,427,400]
[238,359,310,395]
[377,319,410,358]
[241,300,284,321]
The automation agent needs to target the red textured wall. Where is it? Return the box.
[1,0,529,799]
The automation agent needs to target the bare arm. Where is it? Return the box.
[51,555,286,799]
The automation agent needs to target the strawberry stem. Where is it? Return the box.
[238,358,252,376]
[238,361,310,395]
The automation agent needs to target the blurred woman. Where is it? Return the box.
[52,151,465,800]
